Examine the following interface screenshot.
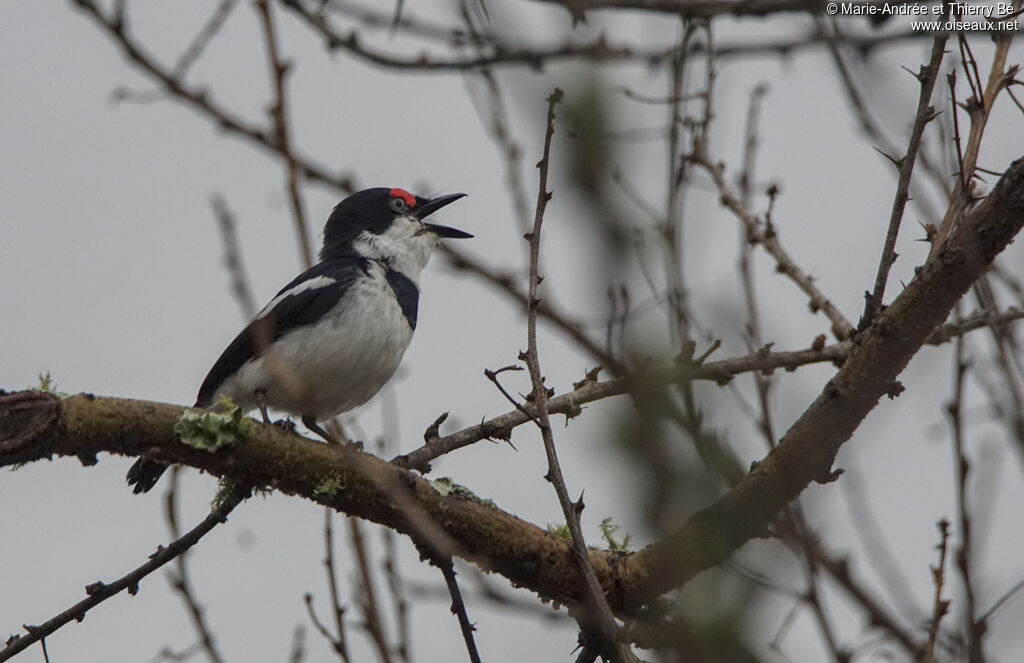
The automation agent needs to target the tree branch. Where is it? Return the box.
[619,155,1024,606]
[861,32,948,328]
[68,0,356,193]
[2,155,1022,637]
[0,483,249,662]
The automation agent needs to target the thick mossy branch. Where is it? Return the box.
[3,393,608,608]
[2,157,1023,616]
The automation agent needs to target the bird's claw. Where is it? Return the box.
[273,418,297,433]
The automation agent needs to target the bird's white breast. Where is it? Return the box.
[217,262,414,420]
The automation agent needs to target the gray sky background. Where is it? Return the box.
[2,2,1023,662]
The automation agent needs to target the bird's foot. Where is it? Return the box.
[272,418,297,433]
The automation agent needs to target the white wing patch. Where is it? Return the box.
[257,275,336,319]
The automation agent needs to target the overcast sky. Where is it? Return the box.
[2,2,1023,662]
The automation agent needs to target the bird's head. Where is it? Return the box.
[320,188,470,275]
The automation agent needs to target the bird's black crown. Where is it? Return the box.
[321,188,407,259]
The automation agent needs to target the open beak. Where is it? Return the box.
[416,193,472,239]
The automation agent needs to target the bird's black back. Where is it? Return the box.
[195,258,371,407]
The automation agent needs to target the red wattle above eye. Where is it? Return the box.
[389,188,417,208]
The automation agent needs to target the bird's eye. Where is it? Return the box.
[388,197,407,213]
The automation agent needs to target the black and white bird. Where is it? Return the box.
[127,187,470,493]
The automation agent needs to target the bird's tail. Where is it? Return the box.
[126,457,169,494]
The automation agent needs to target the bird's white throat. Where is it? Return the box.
[351,216,439,282]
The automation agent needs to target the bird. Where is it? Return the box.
[126,187,470,493]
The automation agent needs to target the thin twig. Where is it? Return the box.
[381,527,412,663]
[735,83,776,449]
[819,14,947,224]
[348,518,394,663]
[114,0,240,104]
[923,519,952,663]
[930,4,1021,258]
[68,0,356,193]
[980,578,1024,623]
[443,244,622,373]
[792,529,925,658]
[288,625,307,663]
[971,281,1024,458]
[663,20,695,350]
[458,7,531,235]
[947,308,983,662]
[393,307,1024,471]
[165,470,228,663]
[0,484,249,662]
[786,512,847,662]
[321,511,353,662]
[689,144,855,340]
[402,576,572,622]
[377,392,413,663]
[861,33,948,328]
[287,0,931,71]
[210,195,258,319]
[435,558,482,663]
[254,0,314,268]
[520,88,630,661]
[839,464,925,625]
[304,592,348,659]
[173,0,239,79]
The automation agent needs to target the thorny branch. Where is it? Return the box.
[930,3,1022,258]
[393,306,1024,472]
[861,32,948,328]
[689,143,856,341]
[165,471,228,663]
[947,317,984,662]
[424,555,482,663]
[520,88,629,661]
[624,155,1024,604]
[923,520,952,663]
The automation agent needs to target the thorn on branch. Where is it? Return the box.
[572,366,603,390]
[885,381,905,399]
[873,145,903,168]
[695,339,722,365]
[818,466,844,484]
[918,220,938,243]
[674,339,697,364]
[424,412,449,442]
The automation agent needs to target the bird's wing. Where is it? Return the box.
[194,258,369,408]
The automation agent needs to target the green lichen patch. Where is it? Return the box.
[174,396,252,452]
[314,477,343,499]
[599,517,633,552]
[428,477,496,507]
